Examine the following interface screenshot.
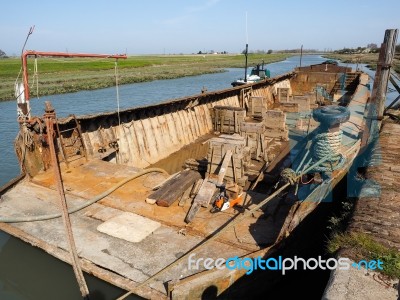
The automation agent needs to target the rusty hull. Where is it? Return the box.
[1,67,369,299]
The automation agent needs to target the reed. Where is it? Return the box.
[323,53,400,73]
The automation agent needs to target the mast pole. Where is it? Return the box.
[244,44,249,82]
[244,12,248,83]
[300,45,303,67]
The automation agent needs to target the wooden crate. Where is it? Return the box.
[211,106,246,134]
[240,121,267,160]
[264,110,286,129]
[277,102,299,113]
[263,110,289,141]
[277,87,290,102]
[289,96,311,112]
[206,134,248,184]
[248,96,267,119]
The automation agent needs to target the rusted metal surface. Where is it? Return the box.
[1,64,372,299]
[44,101,90,298]
[15,72,294,177]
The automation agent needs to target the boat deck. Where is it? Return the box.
[0,157,288,296]
[0,73,371,298]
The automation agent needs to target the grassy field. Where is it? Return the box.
[0,53,291,101]
[323,52,400,73]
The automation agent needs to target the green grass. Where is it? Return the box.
[0,53,291,101]
[323,53,400,73]
[328,232,400,279]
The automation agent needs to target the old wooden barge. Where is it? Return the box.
[0,51,372,299]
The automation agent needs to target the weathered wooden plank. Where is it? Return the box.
[181,110,194,142]
[185,149,235,223]
[171,112,187,145]
[164,112,180,147]
[190,179,216,208]
[141,117,159,163]
[156,171,201,207]
[278,102,299,113]
[132,119,151,167]
[127,120,142,166]
[149,115,165,155]
[120,124,133,165]
[146,171,187,204]
[217,150,232,185]
[176,110,189,145]
[240,122,265,133]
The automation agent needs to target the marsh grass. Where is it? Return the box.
[328,232,400,279]
[323,53,400,73]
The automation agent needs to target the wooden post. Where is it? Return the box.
[372,29,398,118]
[363,29,398,147]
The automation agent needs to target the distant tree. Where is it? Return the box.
[198,50,203,54]
[367,43,378,49]
[0,49,7,58]
[267,49,273,54]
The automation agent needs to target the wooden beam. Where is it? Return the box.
[217,150,233,185]
[146,170,201,207]
[371,29,398,118]
[185,150,233,223]
[156,171,201,207]
[363,29,398,146]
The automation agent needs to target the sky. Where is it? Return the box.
[1,0,399,56]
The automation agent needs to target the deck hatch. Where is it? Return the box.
[97,212,161,243]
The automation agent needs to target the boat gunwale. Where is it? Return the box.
[56,72,295,125]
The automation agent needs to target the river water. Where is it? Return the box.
[0,55,389,299]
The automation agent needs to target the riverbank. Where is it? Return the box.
[0,53,291,101]
[323,110,400,299]
[323,53,400,73]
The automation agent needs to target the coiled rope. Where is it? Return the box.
[310,129,346,172]
[280,168,297,185]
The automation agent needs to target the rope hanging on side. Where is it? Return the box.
[115,59,121,126]
[30,56,39,99]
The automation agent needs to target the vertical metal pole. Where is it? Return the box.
[44,101,90,299]
[300,45,303,67]
[244,43,249,83]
